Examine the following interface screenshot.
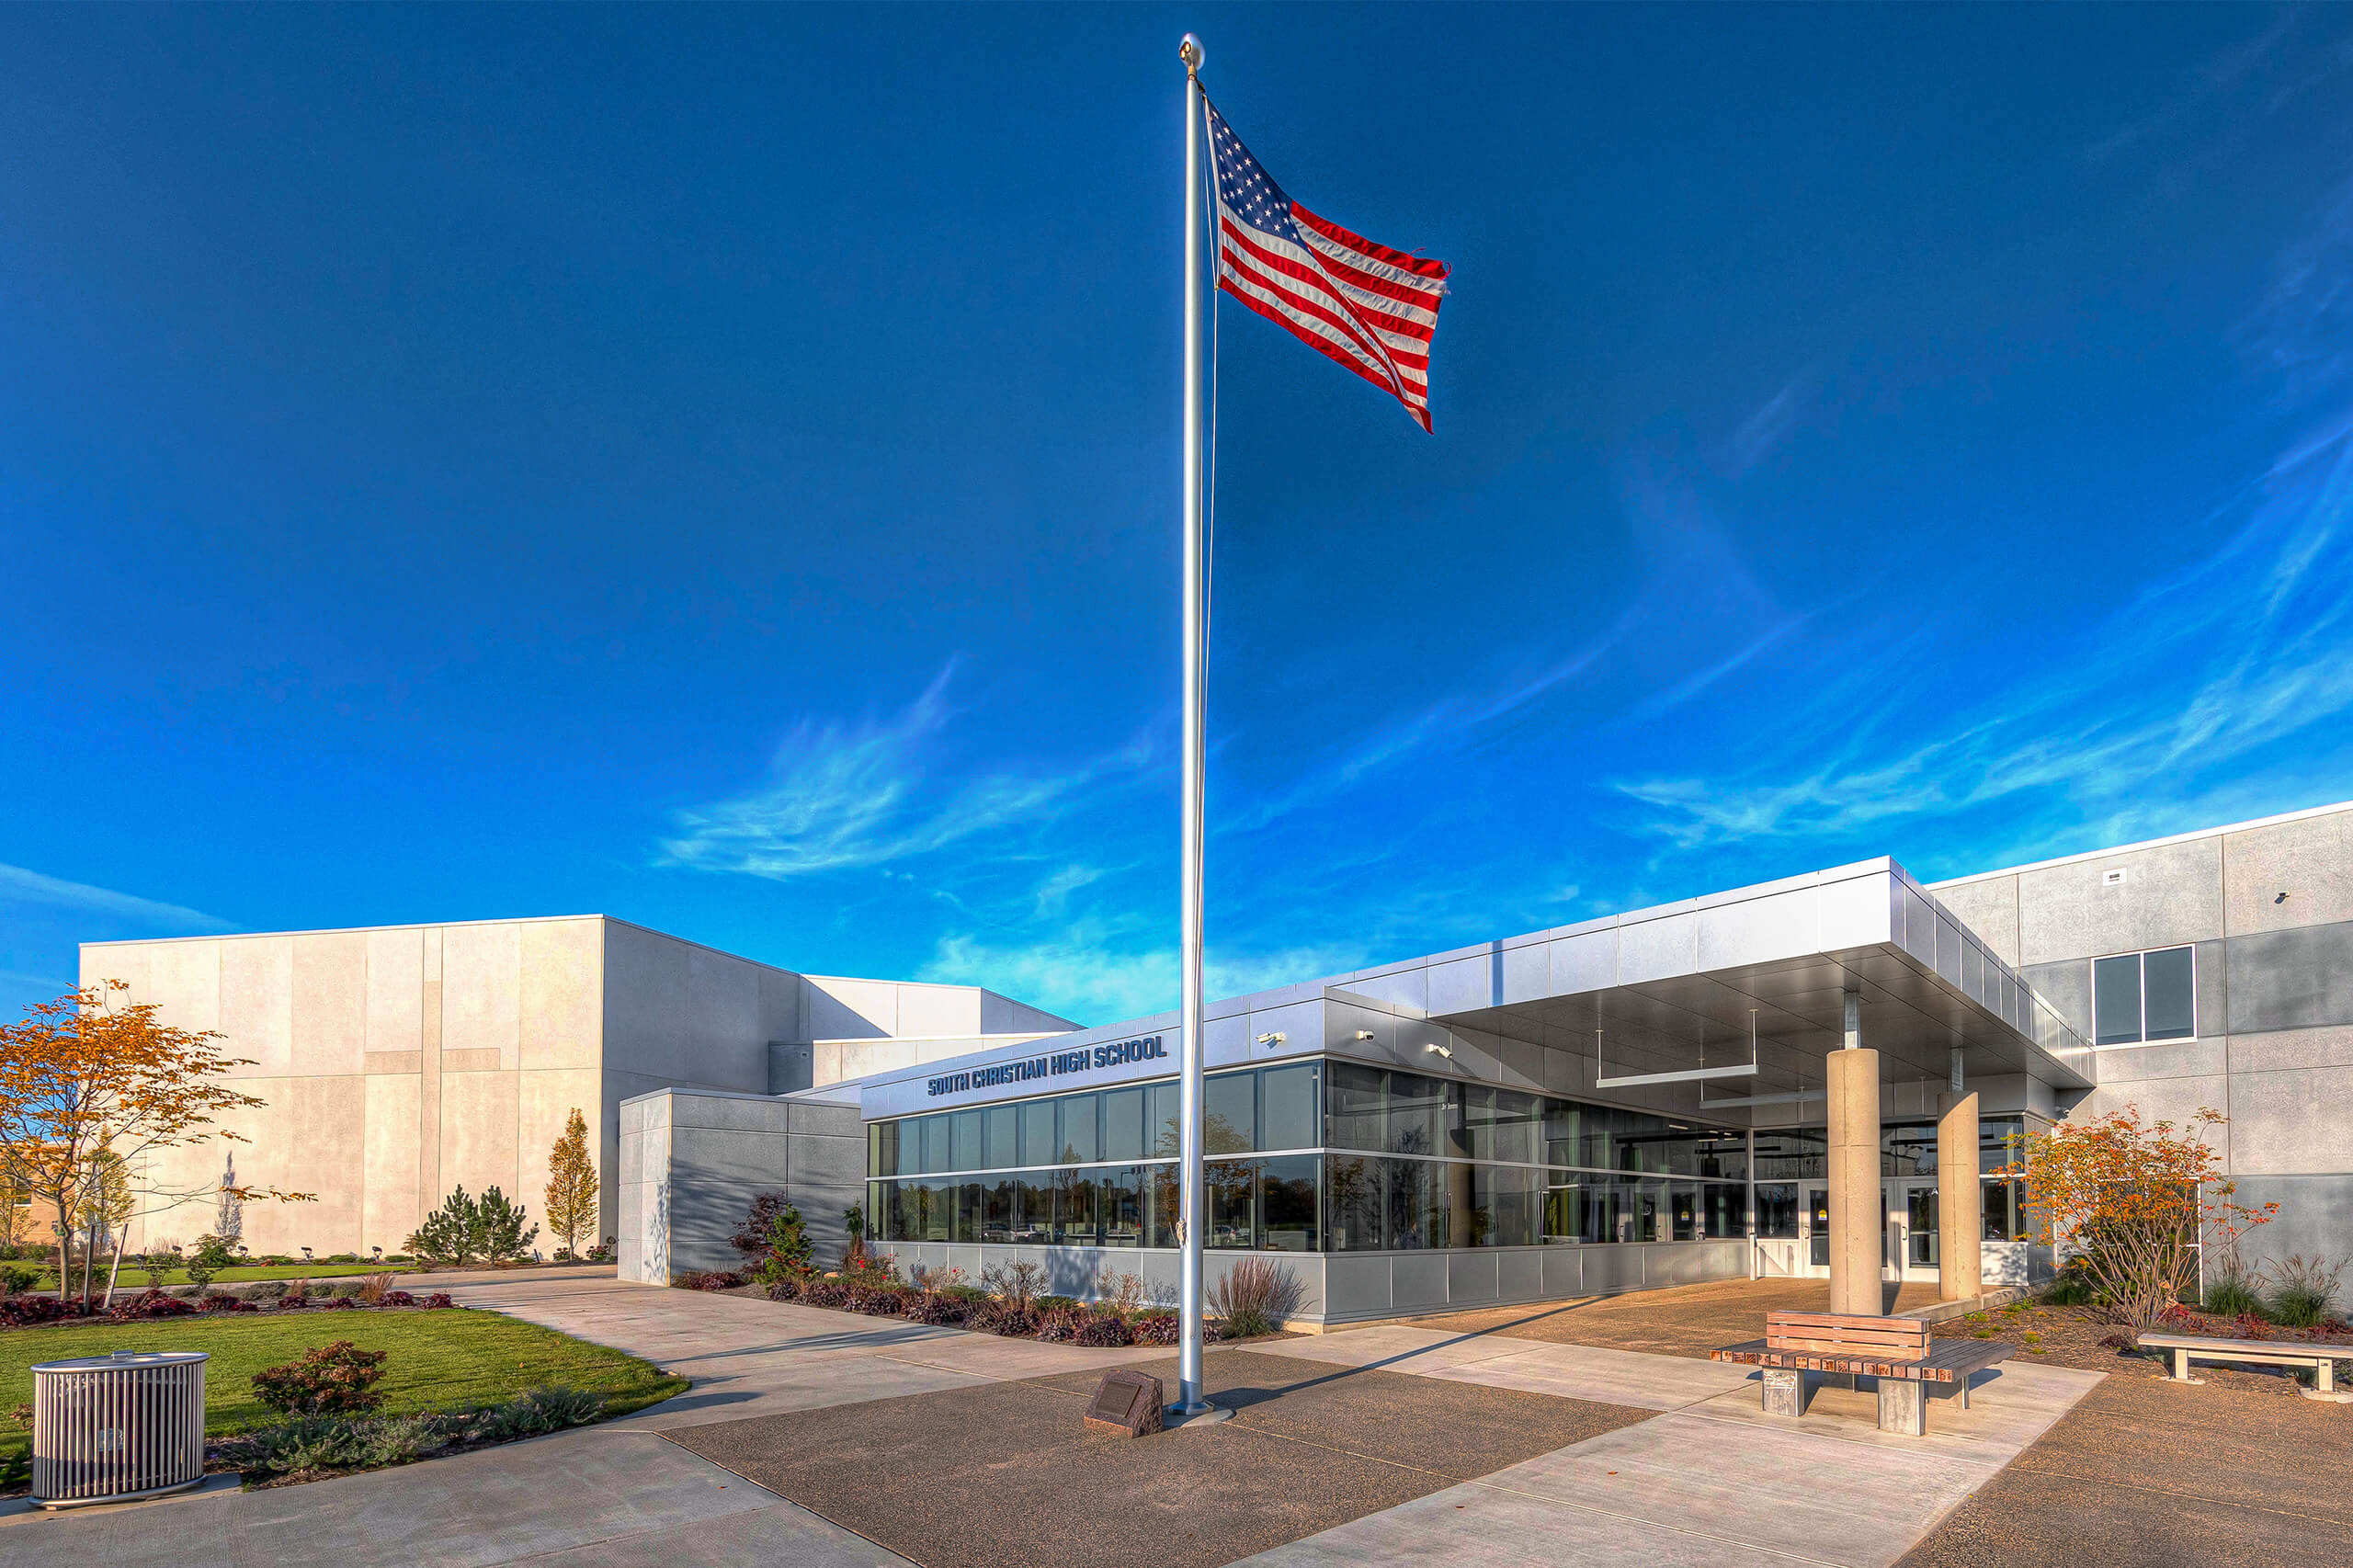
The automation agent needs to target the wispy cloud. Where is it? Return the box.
[1225,635,1620,834]
[921,917,1372,1027]
[1630,614,1808,720]
[1617,417,2353,855]
[0,864,228,931]
[657,663,1153,879]
[1724,379,1807,477]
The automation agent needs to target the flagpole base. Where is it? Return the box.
[1163,1401,1232,1430]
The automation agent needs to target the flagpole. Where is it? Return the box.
[1175,29,1211,1418]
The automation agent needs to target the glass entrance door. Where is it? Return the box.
[1887,1179,1938,1278]
[1806,1188,1829,1268]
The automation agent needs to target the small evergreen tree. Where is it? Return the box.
[406,1187,480,1267]
[477,1187,538,1264]
[544,1108,599,1261]
[184,1233,236,1290]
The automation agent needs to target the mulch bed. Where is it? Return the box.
[1933,1301,2351,1397]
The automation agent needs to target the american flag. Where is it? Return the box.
[1206,99,1450,432]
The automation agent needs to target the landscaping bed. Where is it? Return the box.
[1934,1296,2353,1396]
[0,1306,687,1492]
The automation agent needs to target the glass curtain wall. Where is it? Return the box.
[870,1057,1750,1254]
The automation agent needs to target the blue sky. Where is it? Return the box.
[5,6,2352,1027]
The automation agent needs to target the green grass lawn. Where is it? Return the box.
[0,1310,687,1473]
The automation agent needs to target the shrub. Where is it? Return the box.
[901,1292,963,1325]
[184,1234,237,1290]
[476,1187,540,1265]
[108,1290,197,1321]
[2013,1107,2273,1329]
[2265,1255,2347,1328]
[801,1278,850,1309]
[1131,1312,1180,1346]
[1207,1257,1302,1338]
[972,1302,1038,1337]
[2202,1266,2268,1320]
[845,1284,905,1315]
[358,1271,399,1305]
[694,1270,745,1291]
[319,1296,358,1311]
[1035,1306,1082,1343]
[765,1276,802,1303]
[245,1279,290,1301]
[251,1341,390,1416]
[420,1292,454,1310]
[199,1292,256,1313]
[407,1188,483,1268]
[1095,1269,1151,1317]
[0,1296,70,1327]
[732,1196,814,1286]
[2040,1257,2099,1307]
[0,1263,40,1296]
[983,1259,1046,1313]
[1037,1294,1079,1313]
[380,1290,417,1309]
[1074,1312,1134,1347]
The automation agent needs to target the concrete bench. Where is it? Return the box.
[2137,1332,2353,1402]
[1712,1311,2011,1437]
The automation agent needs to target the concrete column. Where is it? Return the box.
[1827,995,1881,1315]
[1937,1091,1983,1301]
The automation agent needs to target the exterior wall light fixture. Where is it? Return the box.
[1424,1041,1453,1060]
[1255,1031,1286,1048]
[1352,1030,1375,1041]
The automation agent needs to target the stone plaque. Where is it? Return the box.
[1083,1369,1165,1437]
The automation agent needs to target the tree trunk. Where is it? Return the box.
[102,1225,129,1311]
[51,1200,71,1309]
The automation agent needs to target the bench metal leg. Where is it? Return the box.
[1958,1373,1970,1411]
[1879,1377,1926,1437]
[1762,1367,1805,1418]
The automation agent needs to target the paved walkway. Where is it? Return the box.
[1223,1324,2104,1568]
[8,1274,2107,1568]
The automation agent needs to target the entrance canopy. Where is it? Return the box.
[1392,858,2093,1105]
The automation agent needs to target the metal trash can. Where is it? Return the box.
[30,1350,209,1507]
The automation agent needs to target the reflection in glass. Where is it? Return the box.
[1260,1064,1318,1151]
[1056,1168,1097,1246]
[1755,1182,1799,1238]
[1208,1157,1256,1248]
[1206,1072,1255,1154]
[1326,1062,1386,1152]
[1325,1155,1385,1251]
[1102,1165,1143,1246]
[1150,1080,1180,1159]
[1059,1095,1098,1164]
[984,1107,1017,1171]
[951,1110,983,1174]
[1102,1086,1146,1163]
[2143,947,2195,1040]
[2094,952,2143,1045]
[1018,1099,1058,1167]
[1260,1155,1319,1251]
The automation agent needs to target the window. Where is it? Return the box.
[2093,946,2196,1044]
[1754,1182,1799,1238]
[1259,1063,1319,1151]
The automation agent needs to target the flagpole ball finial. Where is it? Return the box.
[1179,34,1203,72]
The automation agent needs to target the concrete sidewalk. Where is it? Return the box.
[1229,1324,2104,1568]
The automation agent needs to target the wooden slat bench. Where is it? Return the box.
[1711,1311,2012,1436]
[2136,1332,2353,1402]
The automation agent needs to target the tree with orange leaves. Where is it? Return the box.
[2010,1105,2274,1330]
[0,980,311,1311]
